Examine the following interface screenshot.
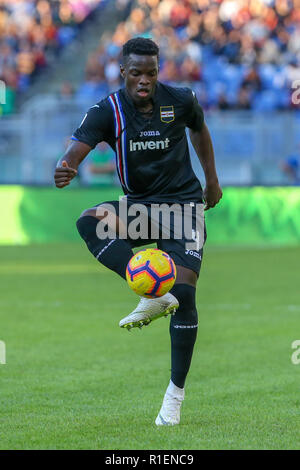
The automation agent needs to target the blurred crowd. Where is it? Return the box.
[0,0,104,114]
[1,0,300,113]
[75,0,300,111]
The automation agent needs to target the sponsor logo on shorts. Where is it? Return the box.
[185,249,202,260]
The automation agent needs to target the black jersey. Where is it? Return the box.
[72,81,205,203]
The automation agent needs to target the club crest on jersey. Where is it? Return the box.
[160,106,175,123]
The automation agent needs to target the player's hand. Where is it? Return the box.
[204,180,223,210]
[54,161,77,188]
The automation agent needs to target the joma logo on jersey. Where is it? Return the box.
[160,106,175,123]
[140,130,160,137]
[129,138,170,151]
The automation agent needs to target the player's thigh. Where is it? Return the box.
[157,202,206,284]
[79,200,152,248]
[158,238,203,287]
[79,201,126,237]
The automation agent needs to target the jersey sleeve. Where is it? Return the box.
[71,100,114,149]
[184,89,204,132]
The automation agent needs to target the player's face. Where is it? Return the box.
[120,54,159,104]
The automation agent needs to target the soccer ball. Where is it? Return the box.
[126,248,176,298]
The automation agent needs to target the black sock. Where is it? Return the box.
[76,215,133,280]
[169,284,198,389]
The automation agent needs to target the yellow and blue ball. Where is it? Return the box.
[126,248,176,298]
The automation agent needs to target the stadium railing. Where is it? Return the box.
[0,94,300,186]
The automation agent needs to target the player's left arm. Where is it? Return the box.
[184,88,222,210]
[189,123,222,210]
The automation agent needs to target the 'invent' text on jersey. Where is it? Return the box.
[72,82,204,203]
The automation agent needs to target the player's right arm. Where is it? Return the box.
[54,99,114,188]
[54,141,92,188]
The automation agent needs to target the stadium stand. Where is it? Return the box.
[75,0,300,110]
[1,0,300,112]
[0,0,115,114]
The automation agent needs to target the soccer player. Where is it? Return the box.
[54,37,222,426]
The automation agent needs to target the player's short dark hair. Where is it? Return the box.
[122,37,159,65]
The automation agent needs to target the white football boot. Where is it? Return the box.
[119,292,179,330]
[155,380,185,426]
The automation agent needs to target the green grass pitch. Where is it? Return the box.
[0,243,299,450]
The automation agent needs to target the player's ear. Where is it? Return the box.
[120,64,125,79]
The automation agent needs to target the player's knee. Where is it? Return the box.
[78,204,113,221]
[170,284,198,325]
[79,207,97,219]
[171,283,196,310]
[76,203,114,241]
[76,214,98,242]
